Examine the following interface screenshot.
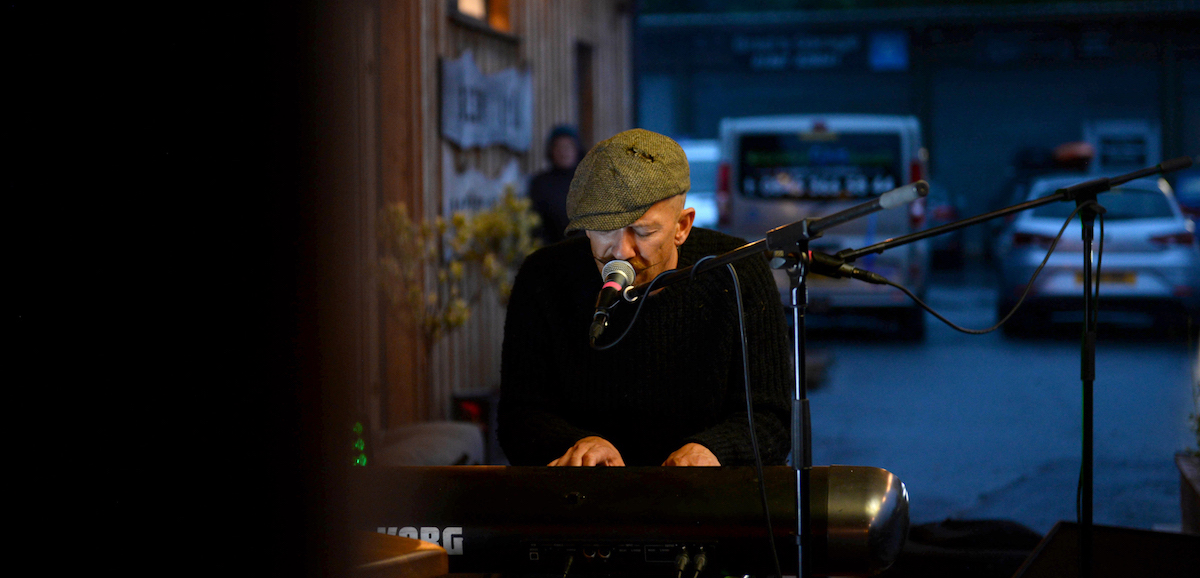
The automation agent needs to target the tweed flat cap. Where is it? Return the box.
[565,128,690,233]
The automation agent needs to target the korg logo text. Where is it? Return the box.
[377,526,463,555]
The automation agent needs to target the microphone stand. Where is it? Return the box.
[622,182,930,578]
[827,156,1192,578]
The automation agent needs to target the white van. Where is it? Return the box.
[716,114,930,337]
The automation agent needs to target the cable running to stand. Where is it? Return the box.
[882,200,1106,335]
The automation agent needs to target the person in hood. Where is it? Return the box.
[529,125,583,245]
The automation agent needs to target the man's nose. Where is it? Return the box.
[610,229,637,261]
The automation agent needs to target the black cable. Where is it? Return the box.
[587,254,738,348]
[725,263,784,578]
[607,257,782,576]
[881,200,1103,334]
[588,267,669,350]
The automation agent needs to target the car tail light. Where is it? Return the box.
[1150,231,1195,247]
[931,204,956,222]
[908,156,927,230]
[1012,232,1055,249]
[716,161,731,227]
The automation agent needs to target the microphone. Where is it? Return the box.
[589,260,636,342]
[807,180,928,236]
[1158,155,1193,173]
[767,180,929,252]
[811,181,931,235]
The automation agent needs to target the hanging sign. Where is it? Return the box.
[442,148,525,219]
[441,50,533,152]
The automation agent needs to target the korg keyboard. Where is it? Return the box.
[349,465,907,576]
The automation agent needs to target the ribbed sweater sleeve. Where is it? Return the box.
[675,232,791,465]
[496,240,605,465]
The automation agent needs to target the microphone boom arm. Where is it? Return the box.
[623,181,932,300]
[837,156,1193,263]
[623,239,768,303]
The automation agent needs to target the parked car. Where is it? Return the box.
[993,174,1200,334]
[924,180,965,269]
[1172,165,1200,222]
[716,114,930,338]
[987,143,1095,263]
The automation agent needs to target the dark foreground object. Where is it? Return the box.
[878,519,1043,578]
[349,465,907,576]
[1015,521,1200,578]
[880,519,1200,578]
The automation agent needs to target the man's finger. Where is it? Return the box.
[567,448,585,466]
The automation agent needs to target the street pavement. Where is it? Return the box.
[805,263,1198,536]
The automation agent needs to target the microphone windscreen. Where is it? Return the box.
[1159,156,1194,173]
[879,180,928,209]
[602,259,636,286]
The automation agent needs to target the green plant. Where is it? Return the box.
[378,188,540,348]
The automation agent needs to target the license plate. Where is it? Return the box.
[1075,271,1136,285]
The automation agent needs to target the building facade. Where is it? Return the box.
[635,2,1200,256]
[338,1,634,445]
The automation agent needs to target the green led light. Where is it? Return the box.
[354,438,365,451]
[353,421,363,435]
[355,454,368,466]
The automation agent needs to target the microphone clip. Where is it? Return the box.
[621,285,641,303]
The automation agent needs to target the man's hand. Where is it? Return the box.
[662,443,720,466]
[548,436,626,466]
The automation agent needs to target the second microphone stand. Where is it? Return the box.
[826,157,1192,578]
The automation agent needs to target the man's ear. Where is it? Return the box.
[674,206,696,246]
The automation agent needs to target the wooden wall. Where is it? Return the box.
[369,0,633,440]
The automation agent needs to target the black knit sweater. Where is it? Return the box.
[497,228,791,466]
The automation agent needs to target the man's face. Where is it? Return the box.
[551,136,578,170]
[586,195,696,286]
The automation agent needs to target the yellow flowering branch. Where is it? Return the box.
[378,188,540,348]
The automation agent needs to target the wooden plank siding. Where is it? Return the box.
[378,0,433,429]
[369,0,632,441]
